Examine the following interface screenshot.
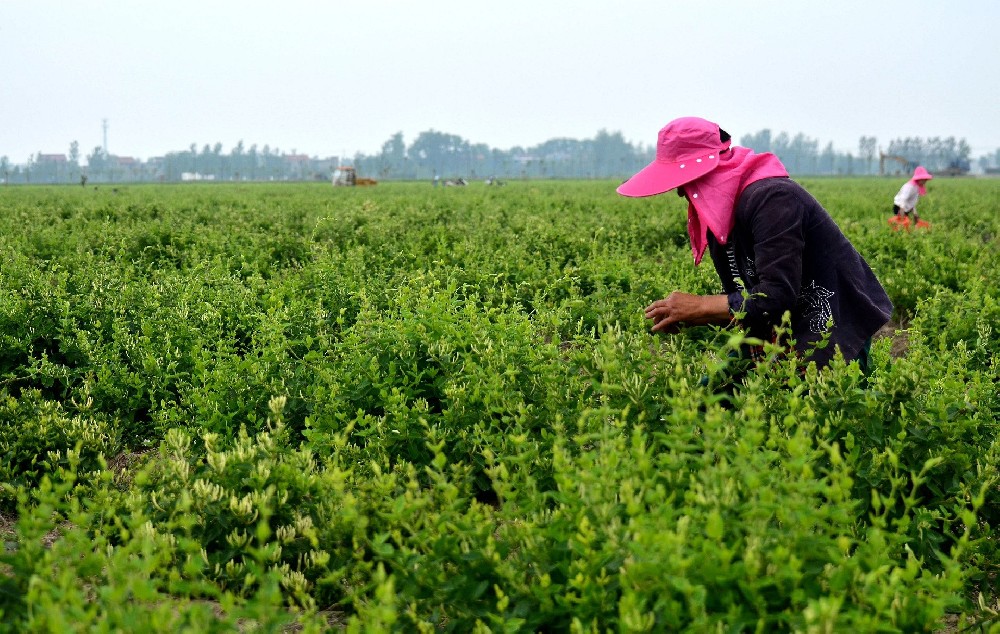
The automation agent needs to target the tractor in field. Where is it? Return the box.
[332,166,377,187]
[936,158,971,177]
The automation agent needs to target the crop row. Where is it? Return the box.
[1,179,998,631]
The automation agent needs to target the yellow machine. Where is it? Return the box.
[332,166,377,186]
[879,153,968,177]
[878,153,914,176]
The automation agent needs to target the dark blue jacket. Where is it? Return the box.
[706,177,893,367]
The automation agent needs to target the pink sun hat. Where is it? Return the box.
[617,117,731,197]
[911,165,932,195]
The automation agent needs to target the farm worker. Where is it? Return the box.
[617,116,893,373]
[891,165,932,229]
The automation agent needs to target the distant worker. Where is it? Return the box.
[617,116,893,376]
[890,166,932,230]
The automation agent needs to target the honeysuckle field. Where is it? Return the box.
[1,178,998,632]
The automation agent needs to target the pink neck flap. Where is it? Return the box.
[910,178,927,196]
[684,147,789,264]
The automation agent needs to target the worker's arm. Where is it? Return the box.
[645,292,732,333]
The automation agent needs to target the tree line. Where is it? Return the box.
[348,129,982,181]
[1,128,993,185]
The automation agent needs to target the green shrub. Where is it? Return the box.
[0,389,119,509]
[0,180,997,629]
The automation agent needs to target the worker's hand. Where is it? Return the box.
[644,292,732,333]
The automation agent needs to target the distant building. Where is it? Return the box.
[313,157,338,176]
[110,155,139,169]
[283,153,313,179]
[181,172,216,181]
[36,153,68,164]
[33,153,72,183]
[146,156,166,181]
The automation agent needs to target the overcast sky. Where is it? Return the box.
[2,1,998,164]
